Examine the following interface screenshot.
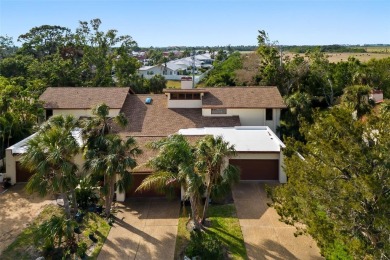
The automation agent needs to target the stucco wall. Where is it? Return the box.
[5,149,17,184]
[167,99,202,108]
[52,108,121,118]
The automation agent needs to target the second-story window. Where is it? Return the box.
[266,108,273,121]
[211,108,227,114]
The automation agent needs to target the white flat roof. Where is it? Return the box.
[178,126,285,152]
[7,128,83,155]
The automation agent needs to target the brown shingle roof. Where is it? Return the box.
[39,87,131,109]
[116,94,241,136]
[130,135,205,173]
[202,86,286,108]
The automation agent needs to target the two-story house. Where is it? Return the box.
[5,82,287,200]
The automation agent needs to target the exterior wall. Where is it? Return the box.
[5,149,17,184]
[202,108,281,134]
[279,150,286,183]
[230,152,286,183]
[52,108,121,118]
[265,109,281,134]
[139,66,164,76]
[6,151,86,185]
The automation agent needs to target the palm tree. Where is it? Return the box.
[21,115,80,219]
[84,134,141,217]
[136,134,203,229]
[82,102,140,217]
[195,135,240,223]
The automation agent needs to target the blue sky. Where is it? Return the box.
[0,0,389,47]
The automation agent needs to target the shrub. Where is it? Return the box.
[185,231,224,259]
[75,177,99,209]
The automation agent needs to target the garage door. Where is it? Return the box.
[16,162,34,182]
[126,174,180,198]
[229,159,279,181]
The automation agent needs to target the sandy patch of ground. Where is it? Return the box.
[284,52,390,63]
[0,184,55,255]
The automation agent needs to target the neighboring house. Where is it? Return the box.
[369,89,384,103]
[5,82,287,201]
[138,53,213,81]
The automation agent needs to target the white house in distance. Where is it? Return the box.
[138,53,214,82]
[5,80,287,200]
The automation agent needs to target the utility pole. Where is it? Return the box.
[192,48,195,89]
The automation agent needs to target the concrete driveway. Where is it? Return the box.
[232,182,323,260]
[98,198,180,260]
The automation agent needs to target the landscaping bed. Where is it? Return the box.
[175,203,247,260]
[1,204,110,260]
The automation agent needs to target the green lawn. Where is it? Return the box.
[1,204,110,260]
[166,80,206,89]
[166,80,182,89]
[175,203,247,260]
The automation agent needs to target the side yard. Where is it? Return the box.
[0,184,54,255]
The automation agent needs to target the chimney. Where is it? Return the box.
[181,76,193,89]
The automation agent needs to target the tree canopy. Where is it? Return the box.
[270,103,390,258]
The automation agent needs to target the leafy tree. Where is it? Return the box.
[148,74,166,93]
[363,57,390,98]
[255,30,282,89]
[282,54,310,94]
[75,19,138,87]
[195,135,240,223]
[204,52,242,86]
[279,91,313,141]
[0,35,17,59]
[136,134,203,229]
[214,49,227,63]
[269,105,390,258]
[27,53,83,87]
[21,115,80,219]
[17,25,71,59]
[0,77,44,160]
[341,85,372,118]
[0,54,34,79]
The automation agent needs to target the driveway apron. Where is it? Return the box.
[98,198,180,260]
[232,182,323,260]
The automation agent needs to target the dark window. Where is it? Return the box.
[170,92,202,100]
[211,108,227,114]
[46,109,53,119]
[266,108,273,121]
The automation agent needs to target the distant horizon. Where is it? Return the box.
[1,0,389,47]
